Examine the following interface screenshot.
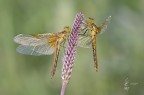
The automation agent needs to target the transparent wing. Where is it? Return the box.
[78,35,92,48]
[99,16,111,34]
[14,33,54,46]
[14,33,56,55]
[16,45,43,56]
[16,44,55,56]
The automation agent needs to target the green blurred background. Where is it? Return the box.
[0,0,144,95]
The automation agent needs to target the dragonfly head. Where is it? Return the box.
[87,17,95,25]
[64,26,71,33]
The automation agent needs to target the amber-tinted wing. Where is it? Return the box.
[14,33,55,56]
[78,35,92,48]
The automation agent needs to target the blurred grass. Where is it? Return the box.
[0,0,144,95]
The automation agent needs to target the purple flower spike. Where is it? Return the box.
[61,12,84,95]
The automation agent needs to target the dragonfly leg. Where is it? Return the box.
[83,29,88,35]
[82,19,87,25]
[62,40,66,53]
[60,41,66,48]
[79,26,88,36]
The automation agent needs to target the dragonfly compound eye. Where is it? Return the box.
[64,26,71,33]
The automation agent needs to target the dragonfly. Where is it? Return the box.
[78,16,111,71]
[14,26,71,77]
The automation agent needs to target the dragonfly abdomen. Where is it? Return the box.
[51,42,61,77]
[92,36,98,71]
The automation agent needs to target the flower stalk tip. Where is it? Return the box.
[60,12,84,95]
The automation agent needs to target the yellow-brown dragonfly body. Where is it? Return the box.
[78,16,111,71]
[14,26,71,77]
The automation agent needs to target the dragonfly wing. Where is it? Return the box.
[14,33,56,55]
[14,33,54,46]
[78,35,92,48]
[16,44,55,56]
[16,45,42,56]
[34,44,55,55]
[14,34,40,46]
[99,16,111,34]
